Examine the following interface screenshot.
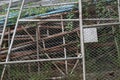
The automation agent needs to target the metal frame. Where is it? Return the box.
[0,0,25,80]
[0,0,12,49]
[0,57,82,65]
[118,0,120,21]
[1,0,120,80]
[1,0,85,79]
[60,15,68,74]
[78,0,86,80]
[5,0,25,63]
[0,0,12,79]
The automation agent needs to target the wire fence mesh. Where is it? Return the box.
[85,26,120,80]
[0,0,120,80]
[83,0,120,80]
[1,61,82,80]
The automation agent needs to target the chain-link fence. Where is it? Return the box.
[84,0,120,80]
[85,26,120,80]
[0,0,120,80]
[0,0,83,80]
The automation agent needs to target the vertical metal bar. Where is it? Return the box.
[6,0,25,63]
[0,0,12,49]
[60,15,68,74]
[0,0,25,80]
[0,0,12,79]
[78,0,86,80]
[118,0,120,21]
[116,0,120,66]
[36,25,40,73]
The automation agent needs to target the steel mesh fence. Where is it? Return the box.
[0,0,82,79]
[83,0,120,80]
[0,0,120,80]
[1,61,83,80]
[85,26,120,80]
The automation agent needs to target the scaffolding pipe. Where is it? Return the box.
[36,25,40,73]
[61,15,68,74]
[19,19,120,27]
[5,0,25,64]
[18,18,119,22]
[0,0,12,50]
[0,0,12,79]
[78,0,86,80]
[117,0,120,66]
[0,57,82,65]
[19,19,79,22]
[0,0,25,80]
[83,22,120,28]
[118,0,120,21]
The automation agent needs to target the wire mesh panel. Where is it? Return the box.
[0,0,84,80]
[0,0,120,80]
[1,61,82,80]
[83,0,120,80]
[85,26,120,80]
[9,4,81,61]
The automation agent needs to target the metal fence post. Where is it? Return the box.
[78,0,86,80]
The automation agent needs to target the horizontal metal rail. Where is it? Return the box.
[0,56,82,65]
[83,18,118,21]
[83,22,120,28]
[19,19,79,22]
[19,18,120,27]
[19,19,119,22]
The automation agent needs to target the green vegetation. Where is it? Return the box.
[83,0,118,18]
[65,12,75,31]
[82,1,120,79]
[95,0,118,18]
[0,4,50,26]
[5,63,53,80]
